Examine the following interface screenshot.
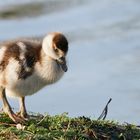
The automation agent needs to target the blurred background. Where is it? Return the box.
[0,0,140,124]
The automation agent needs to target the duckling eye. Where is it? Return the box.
[54,48,59,53]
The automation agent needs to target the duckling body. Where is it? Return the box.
[0,32,68,122]
[1,41,64,97]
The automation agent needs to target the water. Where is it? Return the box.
[0,0,140,124]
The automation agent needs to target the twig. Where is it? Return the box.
[98,98,112,120]
[0,122,16,127]
[37,115,48,125]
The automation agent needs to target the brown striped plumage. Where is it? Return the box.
[0,41,42,80]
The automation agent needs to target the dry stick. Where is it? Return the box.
[37,115,48,125]
[98,98,112,120]
[0,122,16,127]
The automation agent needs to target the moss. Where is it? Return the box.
[0,113,139,140]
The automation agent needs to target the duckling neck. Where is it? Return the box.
[36,50,64,84]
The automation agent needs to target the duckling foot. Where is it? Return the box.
[17,111,29,120]
[0,88,25,123]
[18,97,29,120]
[7,111,25,123]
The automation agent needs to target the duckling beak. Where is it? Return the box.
[57,57,68,72]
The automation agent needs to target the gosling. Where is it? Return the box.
[0,32,68,123]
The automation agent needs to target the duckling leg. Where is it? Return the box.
[18,97,28,119]
[0,87,24,123]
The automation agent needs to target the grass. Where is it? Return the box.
[0,113,140,140]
